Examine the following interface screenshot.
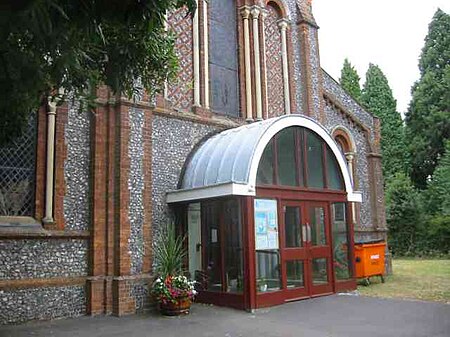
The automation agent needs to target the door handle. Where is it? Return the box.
[302,225,307,243]
[306,223,311,243]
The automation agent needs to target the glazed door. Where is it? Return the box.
[306,202,333,296]
[281,201,333,299]
[281,202,309,299]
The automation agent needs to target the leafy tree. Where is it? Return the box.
[361,64,407,181]
[385,173,424,255]
[405,9,450,189]
[426,141,450,215]
[0,0,196,146]
[339,58,362,102]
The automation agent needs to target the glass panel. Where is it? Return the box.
[256,250,281,292]
[306,130,324,188]
[326,146,344,190]
[255,199,280,292]
[203,202,222,292]
[256,139,274,185]
[254,199,279,250]
[309,206,327,246]
[224,199,243,293]
[332,203,351,280]
[284,206,302,248]
[312,258,329,285]
[188,203,202,279]
[276,128,297,186]
[286,260,304,288]
[297,129,305,187]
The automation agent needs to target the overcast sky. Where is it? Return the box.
[313,0,450,115]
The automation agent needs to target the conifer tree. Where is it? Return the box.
[405,9,450,189]
[339,58,362,102]
[361,64,406,181]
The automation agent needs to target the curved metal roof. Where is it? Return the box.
[167,115,362,203]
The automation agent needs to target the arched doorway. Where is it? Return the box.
[167,115,361,310]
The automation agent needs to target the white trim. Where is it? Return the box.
[167,183,254,204]
[247,115,355,198]
[347,191,362,203]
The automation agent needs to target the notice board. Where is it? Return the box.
[254,199,279,250]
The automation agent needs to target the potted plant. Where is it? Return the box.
[152,224,196,316]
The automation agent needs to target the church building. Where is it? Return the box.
[0,0,387,323]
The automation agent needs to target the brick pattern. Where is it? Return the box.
[167,7,194,112]
[53,104,68,230]
[113,279,136,316]
[34,105,47,221]
[265,5,285,118]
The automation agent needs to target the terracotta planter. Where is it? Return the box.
[159,297,192,316]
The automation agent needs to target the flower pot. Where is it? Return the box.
[159,297,191,316]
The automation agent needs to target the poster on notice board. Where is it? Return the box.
[254,199,278,250]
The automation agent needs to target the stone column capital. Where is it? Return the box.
[241,7,251,20]
[277,18,290,30]
[250,6,261,19]
[345,152,356,161]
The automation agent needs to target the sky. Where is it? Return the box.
[313,0,450,115]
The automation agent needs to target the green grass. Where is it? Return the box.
[357,259,450,303]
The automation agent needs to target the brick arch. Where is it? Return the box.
[332,126,356,154]
[265,0,287,18]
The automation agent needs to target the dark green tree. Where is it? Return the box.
[405,9,450,189]
[339,58,362,102]
[426,141,450,215]
[424,141,450,254]
[361,64,407,181]
[0,0,196,146]
[385,173,424,255]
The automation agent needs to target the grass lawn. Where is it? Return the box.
[357,258,450,303]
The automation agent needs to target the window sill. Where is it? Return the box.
[0,217,90,239]
[0,216,41,228]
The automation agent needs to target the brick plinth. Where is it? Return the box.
[112,279,136,316]
[87,88,153,316]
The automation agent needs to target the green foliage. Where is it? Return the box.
[405,9,450,189]
[425,141,450,215]
[339,58,362,102]
[361,64,407,181]
[427,215,450,254]
[0,0,196,146]
[385,173,424,256]
[153,223,186,278]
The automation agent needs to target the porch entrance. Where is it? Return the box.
[167,115,362,310]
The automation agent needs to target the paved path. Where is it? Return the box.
[1,295,449,337]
